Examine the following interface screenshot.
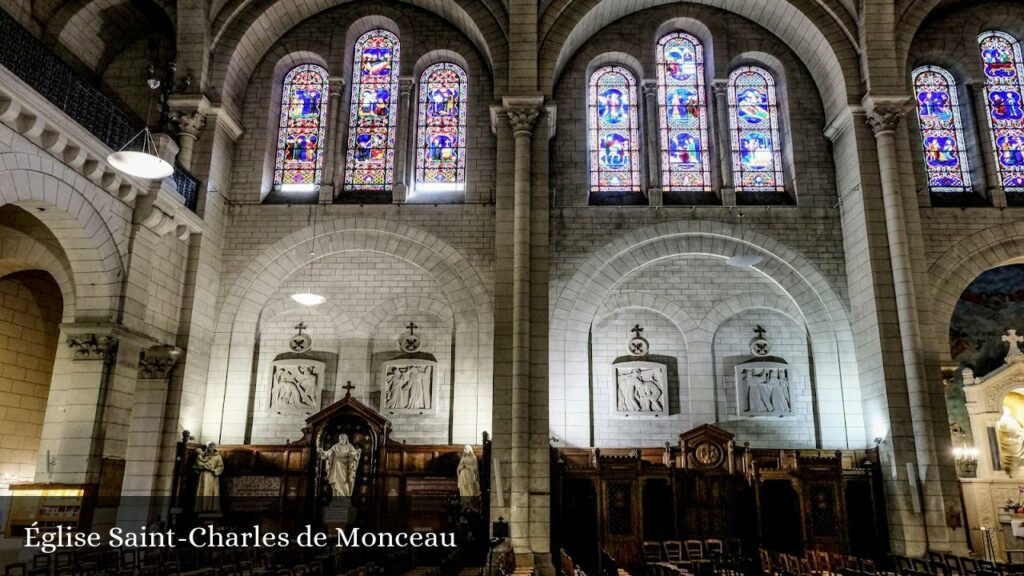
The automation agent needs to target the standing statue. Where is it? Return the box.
[998,407,1024,476]
[194,442,224,513]
[319,434,362,499]
[457,445,481,498]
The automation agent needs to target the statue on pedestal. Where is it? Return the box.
[457,445,480,498]
[319,434,361,499]
[997,407,1024,476]
[194,442,224,513]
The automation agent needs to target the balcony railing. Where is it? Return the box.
[0,9,200,213]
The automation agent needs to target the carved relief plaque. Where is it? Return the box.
[611,360,669,418]
[380,358,437,415]
[269,359,325,414]
[735,361,793,417]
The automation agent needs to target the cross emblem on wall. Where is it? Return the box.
[342,381,355,397]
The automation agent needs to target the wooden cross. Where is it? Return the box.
[753,325,767,339]
[406,322,418,335]
[294,322,307,334]
[342,381,355,397]
[631,324,644,338]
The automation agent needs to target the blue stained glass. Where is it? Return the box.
[588,66,641,192]
[657,32,712,191]
[414,62,468,192]
[980,31,1024,192]
[274,64,329,191]
[344,29,400,191]
[912,66,972,192]
[727,66,784,192]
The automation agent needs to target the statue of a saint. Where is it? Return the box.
[319,434,361,499]
[457,445,481,498]
[997,407,1024,475]
[194,442,224,513]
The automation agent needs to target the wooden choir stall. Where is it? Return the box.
[552,425,888,575]
[170,389,491,564]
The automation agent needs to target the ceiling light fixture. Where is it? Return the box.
[291,203,326,306]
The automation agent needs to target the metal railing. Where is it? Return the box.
[0,9,200,213]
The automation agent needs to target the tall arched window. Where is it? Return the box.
[979,31,1024,191]
[657,32,711,192]
[274,64,329,191]
[588,65,641,192]
[727,66,784,192]
[414,62,468,193]
[911,66,972,192]
[344,29,400,192]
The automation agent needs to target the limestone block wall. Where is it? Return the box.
[0,270,61,480]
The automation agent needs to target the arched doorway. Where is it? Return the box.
[0,270,62,486]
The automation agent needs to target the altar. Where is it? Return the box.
[960,330,1024,560]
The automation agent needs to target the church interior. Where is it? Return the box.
[5,0,1024,575]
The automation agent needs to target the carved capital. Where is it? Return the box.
[66,334,118,361]
[168,110,207,139]
[398,77,415,97]
[642,80,659,98]
[138,345,181,380]
[711,80,729,97]
[506,106,541,136]
[864,98,911,135]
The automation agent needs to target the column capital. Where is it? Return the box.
[66,334,118,361]
[711,79,729,96]
[139,345,182,380]
[863,96,912,136]
[642,80,659,96]
[501,96,544,136]
[398,77,415,96]
[167,109,207,140]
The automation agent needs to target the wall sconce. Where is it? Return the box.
[953,444,979,476]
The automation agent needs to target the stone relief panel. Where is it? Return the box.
[735,361,793,417]
[269,359,325,414]
[612,361,669,418]
[381,358,437,415]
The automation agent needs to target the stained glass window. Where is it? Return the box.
[588,66,641,192]
[980,31,1024,191]
[344,29,400,191]
[274,64,329,191]
[727,66,784,192]
[414,62,468,193]
[911,66,972,192]
[657,32,712,191]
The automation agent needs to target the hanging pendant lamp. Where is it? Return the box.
[291,204,326,306]
[107,127,175,180]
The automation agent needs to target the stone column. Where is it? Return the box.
[966,82,1006,206]
[642,80,661,201]
[168,110,206,170]
[505,98,541,556]
[865,96,950,551]
[394,77,416,202]
[38,329,119,484]
[323,77,346,202]
[117,345,181,526]
[712,80,734,201]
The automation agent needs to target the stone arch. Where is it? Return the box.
[45,0,175,74]
[0,234,76,321]
[413,50,472,80]
[539,0,860,122]
[355,296,455,336]
[205,217,492,444]
[257,299,358,337]
[585,52,646,81]
[0,157,124,321]
[699,292,804,334]
[549,220,862,448]
[594,292,700,343]
[209,0,507,113]
[928,222,1024,363]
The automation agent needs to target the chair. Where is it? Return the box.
[643,541,664,563]
[910,560,930,575]
[942,555,961,576]
[726,540,742,560]
[813,551,833,576]
[663,541,687,568]
[684,541,704,563]
[704,540,724,560]
[960,559,978,576]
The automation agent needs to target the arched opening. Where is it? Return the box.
[0,270,62,486]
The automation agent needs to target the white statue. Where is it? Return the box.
[319,434,361,498]
[998,407,1024,476]
[194,442,224,513]
[1005,330,1024,365]
[457,445,481,498]
[384,364,433,410]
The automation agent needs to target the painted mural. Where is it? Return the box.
[948,264,1024,441]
